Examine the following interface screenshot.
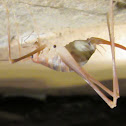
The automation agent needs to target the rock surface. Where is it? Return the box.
[0,0,126,96]
[0,0,126,47]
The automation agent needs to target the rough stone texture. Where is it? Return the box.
[0,0,126,47]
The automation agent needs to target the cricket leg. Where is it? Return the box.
[8,45,46,64]
[12,7,22,58]
[57,46,116,108]
[88,0,120,105]
[5,4,12,62]
[107,0,119,105]
[15,21,21,58]
[5,2,46,64]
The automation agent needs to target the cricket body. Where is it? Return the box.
[31,39,96,72]
[4,0,126,108]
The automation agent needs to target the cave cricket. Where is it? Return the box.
[3,0,126,108]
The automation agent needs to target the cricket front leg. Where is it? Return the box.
[57,46,116,108]
[7,46,46,64]
[4,1,46,64]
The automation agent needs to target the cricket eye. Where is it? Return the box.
[53,45,56,48]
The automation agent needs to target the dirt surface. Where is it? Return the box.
[0,95,125,126]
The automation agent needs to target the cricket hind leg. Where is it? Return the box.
[57,46,116,108]
[88,0,121,104]
[57,1,119,108]
[107,0,119,105]
[87,0,119,107]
